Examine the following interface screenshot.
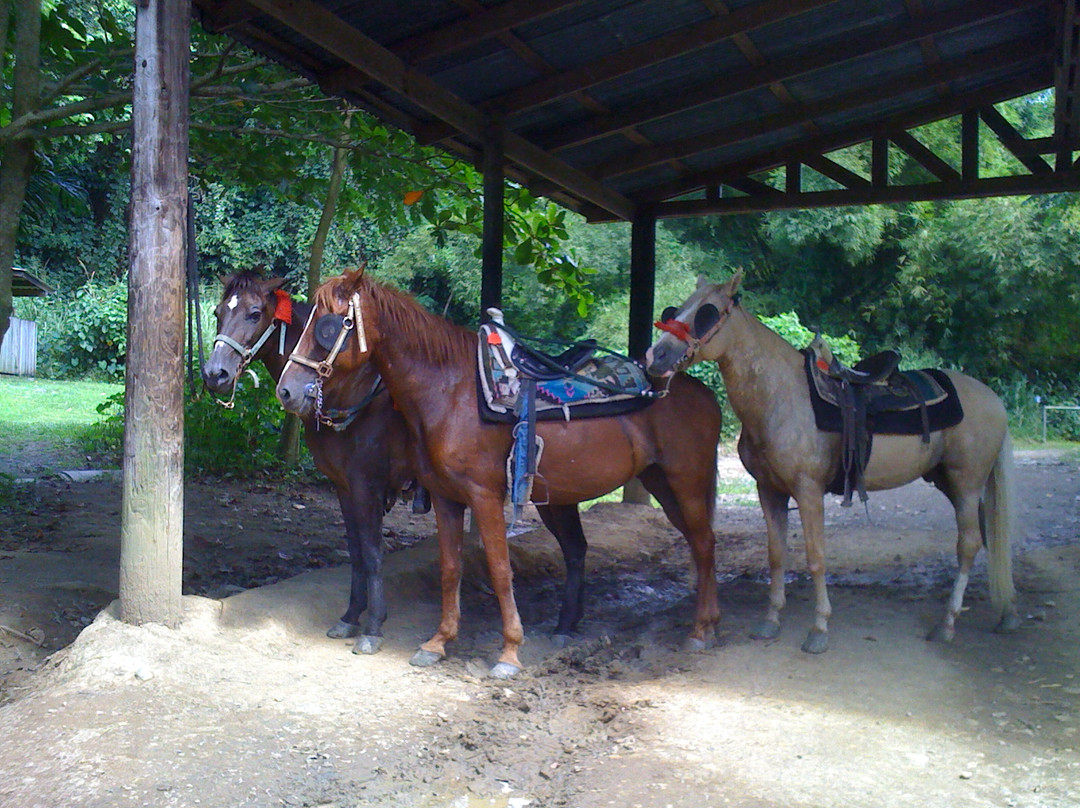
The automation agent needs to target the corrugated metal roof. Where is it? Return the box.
[194,0,1068,219]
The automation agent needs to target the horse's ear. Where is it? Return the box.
[696,274,711,289]
[726,269,744,295]
[263,276,288,293]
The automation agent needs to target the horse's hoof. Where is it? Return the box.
[353,635,383,655]
[801,630,829,654]
[926,623,954,643]
[994,613,1022,634]
[551,633,573,649]
[749,620,781,641]
[327,620,361,640]
[488,662,522,679]
[682,636,711,652]
[410,648,444,668]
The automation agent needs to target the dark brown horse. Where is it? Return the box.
[276,269,723,678]
[646,272,1020,654]
[202,270,421,654]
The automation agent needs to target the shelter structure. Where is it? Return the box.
[191,0,1080,353]
[121,0,1080,621]
[0,269,51,377]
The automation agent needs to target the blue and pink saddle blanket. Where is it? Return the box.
[477,309,659,525]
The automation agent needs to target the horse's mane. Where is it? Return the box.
[316,271,475,367]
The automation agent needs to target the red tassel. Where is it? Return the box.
[273,289,292,324]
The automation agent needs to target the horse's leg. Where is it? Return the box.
[639,467,720,649]
[411,495,466,668]
[327,486,366,641]
[471,494,525,678]
[352,478,389,655]
[536,504,587,646]
[795,492,832,654]
[750,482,790,641]
[927,483,983,642]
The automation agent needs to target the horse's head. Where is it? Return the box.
[276,267,377,418]
[203,270,289,396]
[645,270,743,377]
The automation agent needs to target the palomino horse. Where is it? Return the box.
[202,270,422,654]
[276,269,723,678]
[646,272,1020,654]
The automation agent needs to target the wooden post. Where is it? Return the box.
[480,120,504,319]
[120,0,190,627]
[624,206,655,505]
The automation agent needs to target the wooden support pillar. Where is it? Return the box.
[624,206,654,505]
[627,206,656,361]
[480,121,504,319]
[120,0,190,628]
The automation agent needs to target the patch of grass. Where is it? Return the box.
[0,376,122,469]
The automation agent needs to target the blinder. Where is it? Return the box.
[693,303,721,339]
[660,305,679,324]
[315,314,346,352]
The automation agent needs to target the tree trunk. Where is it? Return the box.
[0,0,42,349]
[120,0,190,628]
[278,134,349,467]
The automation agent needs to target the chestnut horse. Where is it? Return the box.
[203,270,422,655]
[276,269,723,678]
[646,272,1020,654]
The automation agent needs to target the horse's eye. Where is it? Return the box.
[693,303,721,338]
[246,309,261,322]
[660,306,678,323]
[314,314,345,352]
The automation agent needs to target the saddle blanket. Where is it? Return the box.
[477,323,655,424]
[802,349,965,436]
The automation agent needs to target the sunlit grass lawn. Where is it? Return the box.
[0,376,122,464]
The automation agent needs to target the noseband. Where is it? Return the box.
[285,292,369,428]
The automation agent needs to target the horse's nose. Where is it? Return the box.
[645,343,667,374]
[202,364,232,392]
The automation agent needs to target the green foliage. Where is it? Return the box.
[88,366,309,475]
[36,277,128,379]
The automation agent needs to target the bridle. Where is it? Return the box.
[211,290,292,408]
[654,292,740,372]
[284,291,370,428]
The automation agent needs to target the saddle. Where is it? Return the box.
[804,336,963,507]
[478,309,657,524]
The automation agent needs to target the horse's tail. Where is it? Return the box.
[983,430,1017,623]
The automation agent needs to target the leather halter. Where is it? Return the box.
[653,293,739,372]
[211,316,284,409]
[286,292,367,379]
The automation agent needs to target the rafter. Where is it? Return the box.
[241,0,635,220]
[632,71,1051,208]
[484,0,840,116]
[391,0,588,64]
[533,0,1044,152]
[587,38,1041,182]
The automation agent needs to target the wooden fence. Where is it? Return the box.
[0,316,37,376]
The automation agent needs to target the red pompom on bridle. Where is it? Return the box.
[654,317,694,343]
[273,289,293,324]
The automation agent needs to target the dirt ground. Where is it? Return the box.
[0,444,1078,808]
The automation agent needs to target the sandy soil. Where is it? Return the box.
[0,448,1078,808]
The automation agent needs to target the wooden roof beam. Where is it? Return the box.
[587,39,1041,182]
[635,70,1051,205]
[485,0,840,116]
[392,0,588,64]
[979,104,1053,174]
[654,170,1080,218]
[534,0,1046,152]
[242,0,635,220]
[1054,0,1080,168]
